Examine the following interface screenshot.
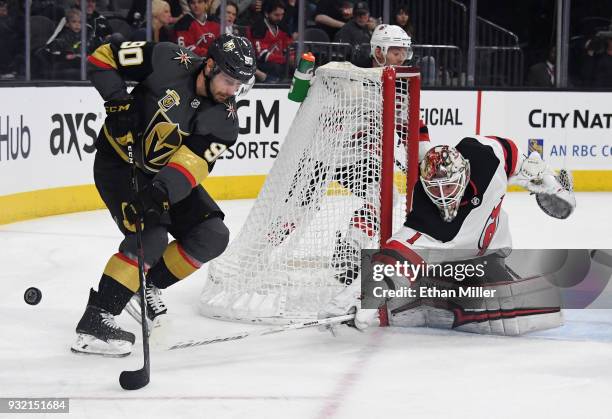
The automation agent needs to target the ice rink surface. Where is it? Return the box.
[1,192,612,419]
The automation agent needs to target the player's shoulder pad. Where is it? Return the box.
[174,14,195,32]
[456,136,499,161]
[192,98,239,145]
[152,42,204,74]
[467,135,519,178]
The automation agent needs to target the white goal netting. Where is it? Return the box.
[200,62,420,324]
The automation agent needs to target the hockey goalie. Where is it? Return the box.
[319,135,577,336]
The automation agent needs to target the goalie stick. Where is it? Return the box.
[165,314,356,350]
[119,143,151,391]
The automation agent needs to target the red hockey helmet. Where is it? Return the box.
[419,145,470,222]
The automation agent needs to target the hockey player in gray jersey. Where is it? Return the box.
[71,34,256,357]
[319,135,576,336]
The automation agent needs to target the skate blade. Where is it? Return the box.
[125,299,165,335]
[70,334,132,358]
[125,297,142,324]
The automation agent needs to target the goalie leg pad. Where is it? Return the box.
[388,274,563,336]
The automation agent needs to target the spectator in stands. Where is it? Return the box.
[130,0,175,42]
[31,0,64,23]
[47,0,112,54]
[128,0,189,27]
[250,0,293,83]
[236,0,263,27]
[80,0,113,49]
[168,0,190,23]
[283,0,299,39]
[393,3,414,39]
[334,1,373,67]
[526,45,555,87]
[43,9,87,79]
[314,0,354,41]
[210,0,252,18]
[220,1,245,36]
[581,29,612,88]
[0,0,21,79]
[174,0,220,57]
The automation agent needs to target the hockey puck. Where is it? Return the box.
[24,287,42,305]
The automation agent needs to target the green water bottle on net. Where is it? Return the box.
[288,52,316,102]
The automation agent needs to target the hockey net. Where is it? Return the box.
[200,62,421,324]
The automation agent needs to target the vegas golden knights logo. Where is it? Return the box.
[143,117,184,172]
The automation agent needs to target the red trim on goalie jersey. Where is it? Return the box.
[167,162,197,188]
[406,232,422,245]
[486,136,519,178]
[375,239,426,278]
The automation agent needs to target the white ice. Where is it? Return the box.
[1,192,612,419]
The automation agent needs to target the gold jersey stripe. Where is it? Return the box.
[90,44,118,69]
[168,145,209,186]
[103,125,130,162]
[103,253,140,292]
[163,241,198,280]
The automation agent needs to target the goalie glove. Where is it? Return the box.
[535,169,575,219]
[513,152,576,219]
[317,280,379,335]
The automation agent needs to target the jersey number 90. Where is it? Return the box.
[118,41,146,66]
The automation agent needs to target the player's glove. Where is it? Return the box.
[317,280,379,336]
[104,96,138,139]
[513,152,576,219]
[125,181,170,228]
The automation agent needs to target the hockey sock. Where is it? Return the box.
[96,275,137,315]
[147,241,201,289]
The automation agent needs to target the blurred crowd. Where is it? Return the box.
[0,0,609,88]
[0,0,419,83]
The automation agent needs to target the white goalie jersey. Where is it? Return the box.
[387,134,521,263]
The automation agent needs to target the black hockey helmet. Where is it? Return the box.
[208,34,256,83]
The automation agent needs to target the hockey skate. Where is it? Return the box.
[71,289,135,357]
[125,282,167,332]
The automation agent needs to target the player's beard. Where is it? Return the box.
[206,73,232,103]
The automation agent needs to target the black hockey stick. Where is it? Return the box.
[119,142,150,390]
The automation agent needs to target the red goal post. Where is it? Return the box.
[380,66,421,245]
[379,66,421,327]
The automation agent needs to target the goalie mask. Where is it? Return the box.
[419,146,470,222]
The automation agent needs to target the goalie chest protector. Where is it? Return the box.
[403,135,517,254]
